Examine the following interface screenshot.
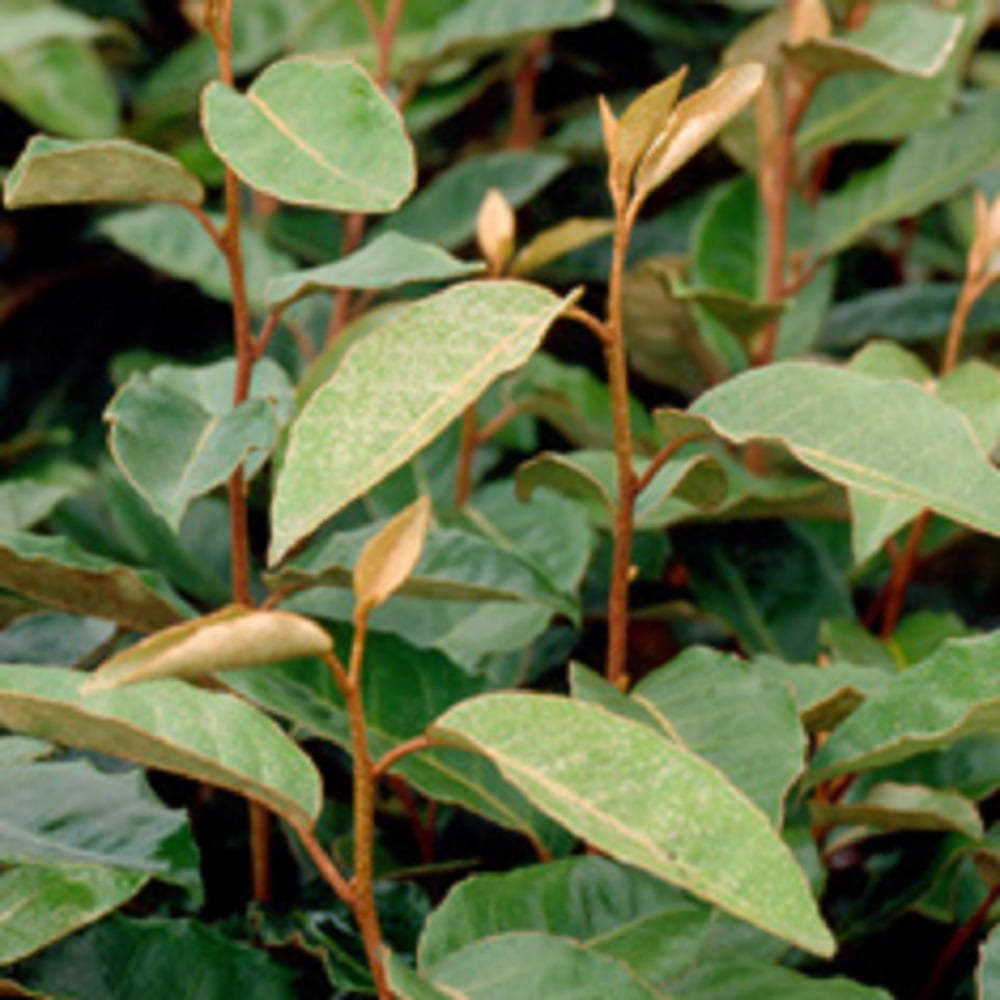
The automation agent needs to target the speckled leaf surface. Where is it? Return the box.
[0,665,321,828]
[979,925,1000,999]
[202,58,415,212]
[431,693,834,956]
[270,281,572,563]
[692,362,1000,538]
[809,631,1000,784]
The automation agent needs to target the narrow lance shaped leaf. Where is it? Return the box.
[431,693,835,957]
[615,66,687,193]
[635,63,765,204]
[270,281,575,564]
[82,606,333,693]
[202,57,415,213]
[353,496,432,619]
[510,217,614,276]
[4,136,204,209]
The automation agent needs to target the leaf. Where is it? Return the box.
[18,915,302,1000]
[627,648,807,826]
[617,68,688,190]
[939,360,1000,452]
[0,2,101,55]
[784,7,963,78]
[202,57,415,212]
[0,480,80,534]
[673,521,852,660]
[511,218,615,277]
[98,203,294,312]
[422,0,614,63]
[418,855,712,987]
[0,38,118,139]
[271,281,572,563]
[106,375,280,530]
[354,498,432,617]
[810,782,983,840]
[83,606,332,693]
[224,632,571,857]
[809,631,1000,784]
[691,362,1000,539]
[979,924,1000,999]
[0,759,200,894]
[672,958,891,998]
[265,232,483,309]
[814,90,1000,258]
[415,932,661,999]
[635,63,765,202]
[3,136,204,209]
[0,533,190,633]
[0,865,147,966]
[431,693,835,957]
[0,664,321,828]
[374,151,566,250]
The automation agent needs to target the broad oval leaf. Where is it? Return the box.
[809,631,1000,784]
[202,57,415,212]
[0,533,190,633]
[691,362,1000,539]
[265,232,483,309]
[4,135,204,209]
[672,958,892,999]
[0,864,147,966]
[354,497,432,617]
[83,606,332,693]
[430,693,835,957]
[270,281,573,563]
[635,63,764,202]
[0,664,321,828]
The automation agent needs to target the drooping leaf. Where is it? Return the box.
[18,915,302,1000]
[422,0,614,63]
[691,362,1000,539]
[106,376,279,531]
[354,497,432,618]
[0,533,190,632]
[415,932,661,999]
[0,38,118,138]
[810,782,983,840]
[265,232,483,309]
[3,136,204,209]
[419,855,711,986]
[0,865,147,966]
[511,218,615,277]
[0,759,200,894]
[83,606,332,693]
[225,634,572,857]
[628,648,807,826]
[374,151,566,250]
[0,665,321,828]
[431,693,835,956]
[814,90,1000,258]
[203,57,415,212]
[809,631,1000,784]
[784,6,963,78]
[97,204,295,312]
[271,281,572,563]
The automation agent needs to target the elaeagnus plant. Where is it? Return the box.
[0,1,998,997]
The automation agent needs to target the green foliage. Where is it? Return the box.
[0,0,997,996]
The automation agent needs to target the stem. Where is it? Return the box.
[454,405,478,506]
[290,820,355,906]
[635,434,708,495]
[372,735,433,780]
[326,213,367,348]
[508,36,548,150]
[604,201,640,689]
[344,616,390,999]
[566,305,612,345]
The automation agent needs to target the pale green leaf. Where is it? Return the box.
[809,631,1000,784]
[0,865,147,966]
[83,606,332,693]
[691,362,1000,539]
[939,360,1000,452]
[0,664,321,828]
[271,281,572,563]
[3,136,203,209]
[265,232,483,309]
[202,57,415,212]
[431,693,835,956]
[815,90,1000,258]
[0,2,101,55]
[785,7,963,78]
[979,925,1000,999]
[0,532,190,633]
[672,959,891,998]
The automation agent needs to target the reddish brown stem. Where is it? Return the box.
[635,434,709,495]
[290,820,355,906]
[326,212,367,347]
[454,406,478,507]
[566,305,612,345]
[372,735,433,780]
[387,776,436,864]
[880,509,931,638]
[508,36,548,150]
